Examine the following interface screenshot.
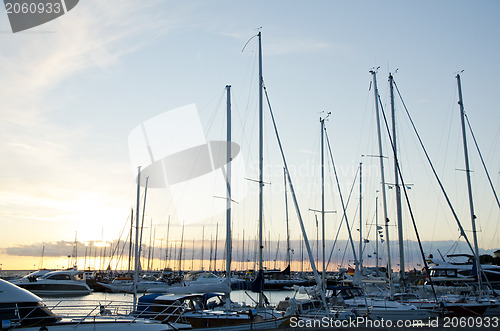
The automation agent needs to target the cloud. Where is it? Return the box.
[3,241,77,257]
[0,0,178,246]
[2,238,495,262]
[0,0,169,107]
[265,37,336,56]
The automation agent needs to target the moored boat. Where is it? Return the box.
[13,268,92,297]
[0,278,184,330]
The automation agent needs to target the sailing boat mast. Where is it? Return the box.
[370,68,394,297]
[359,162,363,272]
[225,84,232,310]
[456,73,482,294]
[128,208,133,274]
[320,114,327,289]
[201,226,205,271]
[165,215,170,270]
[133,166,141,311]
[375,195,379,269]
[214,223,218,272]
[257,31,265,308]
[389,73,405,288]
[178,224,184,273]
[284,168,291,268]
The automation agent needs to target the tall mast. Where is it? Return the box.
[359,162,363,272]
[214,223,218,272]
[284,168,291,268]
[133,166,141,311]
[178,224,184,273]
[201,226,205,271]
[321,116,325,289]
[225,84,232,309]
[456,73,482,294]
[128,208,133,274]
[209,234,213,271]
[375,195,379,269]
[370,69,394,297]
[389,73,405,288]
[165,215,170,270]
[257,31,265,308]
[147,219,153,271]
[73,231,78,268]
[151,228,156,271]
[138,177,149,273]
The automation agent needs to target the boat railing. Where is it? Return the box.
[45,299,188,324]
[134,299,189,324]
[45,299,135,318]
[0,302,60,328]
[0,300,192,329]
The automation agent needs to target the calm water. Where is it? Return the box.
[41,289,300,307]
[35,290,306,317]
[2,270,306,313]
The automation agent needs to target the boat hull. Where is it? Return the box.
[17,283,92,296]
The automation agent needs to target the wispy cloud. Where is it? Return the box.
[264,36,337,56]
[0,0,178,245]
[0,0,169,101]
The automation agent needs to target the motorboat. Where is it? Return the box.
[425,254,500,293]
[0,278,183,330]
[9,269,54,283]
[13,268,93,296]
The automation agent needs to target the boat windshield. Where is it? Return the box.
[184,272,202,281]
[45,273,72,281]
[429,269,457,277]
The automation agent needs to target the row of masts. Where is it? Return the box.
[76,31,488,306]
[60,230,390,273]
[362,70,483,298]
[304,68,485,301]
[60,65,485,304]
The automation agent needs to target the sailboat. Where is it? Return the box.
[376,71,499,317]
[140,51,293,327]
[184,47,293,324]
[417,74,498,316]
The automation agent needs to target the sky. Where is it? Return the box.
[0,0,499,271]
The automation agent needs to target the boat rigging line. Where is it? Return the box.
[464,113,500,211]
[324,128,364,286]
[263,84,329,311]
[325,167,359,271]
[392,79,476,256]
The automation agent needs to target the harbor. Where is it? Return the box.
[1,1,500,330]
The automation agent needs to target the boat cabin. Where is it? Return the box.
[137,292,228,323]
